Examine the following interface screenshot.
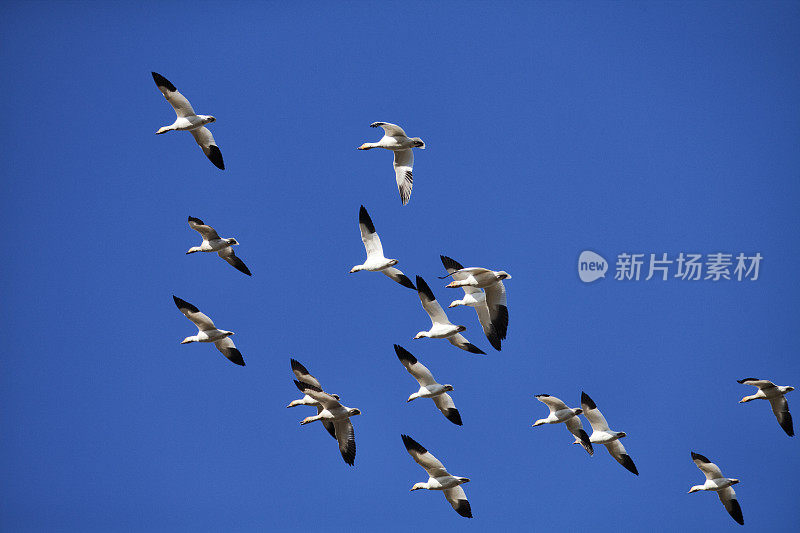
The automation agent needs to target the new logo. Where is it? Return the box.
[578,250,607,283]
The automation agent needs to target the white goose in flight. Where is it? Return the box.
[737,377,794,436]
[532,394,593,455]
[287,359,339,440]
[440,255,502,351]
[413,276,485,355]
[394,344,462,426]
[357,122,425,205]
[186,217,251,276]
[151,72,224,170]
[441,265,509,342]
[349,206,414,289]
[401,434,472,518]
[580,392,638,474]
[172,295,244,366]
[688,452,743,525]
[295,380,360,466]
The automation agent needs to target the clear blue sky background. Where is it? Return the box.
[1,1,798,531]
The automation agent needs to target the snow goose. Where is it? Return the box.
[357,122,425,205]
[294,380,360,466]
[580,392,638,474]
[349,206,414,289]
[151,72,224,170]
[688,452,743,525]
[186,217,251,276]
[737,377,794,436]
[441,266,509,342]
[172,295,244,366]
[440,255,501,351]
[401,434,472,518]
[413,276,485,355]
[394,345,462,425]
[532,394,593,454]
[287,359,339,440]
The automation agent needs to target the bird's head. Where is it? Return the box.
[443,385,455,392]
[349,408,362,417]
[204,115,216,124]
[497,271,512,280]
[410,483,426,491]
[388,259,399,267]
[729,478,740,485]
[456,325,467,332]
[413,332,428,340]
[227,238,239,246]
[180,337,194,344]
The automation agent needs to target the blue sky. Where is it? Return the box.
[1,1,798,531]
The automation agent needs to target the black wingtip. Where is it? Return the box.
[396,274,416,290]
[445,408,463,426]
[415,276,436,301]
[151,71,177,92]
[188,216,204,225]
[736,377,758,384]
[728,498,744,525]
[401,434,427,455]
[691,451,711,463]
[394,344,418,365]
[780,411,794,436]
[454,500,472,518]
[440,255,465,273]
[619,454,638,475]
[486,331,502,351]
[370,122,385,128]
[535,393,550,398]
[290,358,309,375]
[493,305,509,340]
[358,205,376,234]
[172,295,199,313]
[225,348,245,366]
[581,392,597,410]
[463,343,486,355]
[207,145,225,170]
[294,379,321,393]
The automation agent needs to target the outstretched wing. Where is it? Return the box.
[358,205,384,258]
[381,267,415,289]
[173,295,216,331]
[432,393,462,426]
[535,394,570,414]
[565,416,593,455]
[580,392,611,432]
[718,486,744,525]
[370,121,407,136]
[691,452,724,480]
[213,336,245,366]
[605,440,638,475]
[152,72,196,118]
[334,419,356,466]
[443,486,472,518]
[447,333,486,355]
[190,127,225,170]
[187,216,220,240]
[769,396,794,436]
[416,276,451,326]
[401,434,449,478]
[394,344,436,387]
[484,281,508,341]
[218,247,252,276]
[393,149,413,205]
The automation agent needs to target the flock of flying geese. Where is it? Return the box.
[153,72,795,524]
